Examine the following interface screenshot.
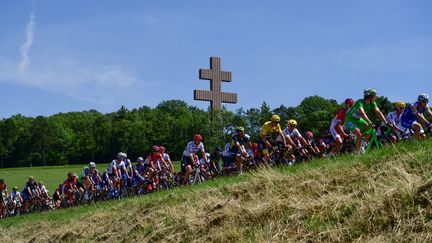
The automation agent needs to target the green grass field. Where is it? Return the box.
[0,161,181,192]
[1,141,432,242]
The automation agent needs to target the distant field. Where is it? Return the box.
[0,161,181,193]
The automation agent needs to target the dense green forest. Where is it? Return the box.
[0,96,394,168]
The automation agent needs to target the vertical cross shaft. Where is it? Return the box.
[194,57,237,109]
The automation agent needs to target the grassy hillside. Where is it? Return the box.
[1,141,432,242]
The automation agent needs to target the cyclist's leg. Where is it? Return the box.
[412,121,425,140]
[346,118,367,152]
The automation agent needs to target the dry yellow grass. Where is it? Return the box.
[1,143,432,242]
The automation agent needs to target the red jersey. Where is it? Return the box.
[146,153,165,164]
[334,108,347,125]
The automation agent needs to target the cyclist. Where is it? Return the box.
[199,153,212,178]
[52,184,63,209]
[109,152,126,191]
[282,119,310,160]
[182,134,208,184]
[160,146,174,174]
[345,88,389,153]
[209,147,222,177]
[401,94,432,140]
[123,153,134,178]
[385,101,406,143]
[145,145,167,188]
[63,172,79,206]
[259,115,287,167]
[0,179,7,218]
[8,186,23,215]
[229,126,252,175]
[329,98,355,155]
[37,181,49,199]
[221,142,235,174]
[304,131,322,157]
[135,157,146,177]
[84,162,102,188]
[22,176,40,211]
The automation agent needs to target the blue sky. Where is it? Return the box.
[1,0,431,118]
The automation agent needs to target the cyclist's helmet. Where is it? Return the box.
[345,98,355,107]
[288,119,297,126]
[305,131,313,139]
[395,101,406,109]
[137,157,144,162]
[205,153,210,158]
[364,88,377,98]
[271,114,281,122]
[13,186,18,190]
[152,145,160,152]
[236,126,245,132]
[252,143,259,149]
[194,134,203,142]
[117,152,124,159]
[89,162,96,168]
[159,146,166,152]
[418,93,429,103]
[123,153,128,158]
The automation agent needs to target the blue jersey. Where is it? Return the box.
[401,102,428,126]
[135,164,145,175]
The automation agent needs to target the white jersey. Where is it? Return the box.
[283,128,302,139]
[163,153,170,162]
[182,141,205,157]
[9,191,20,202]
[39,185,48,194]
[108,159,119,174]
[199,158,207,165]
[386,111,403,130]
[117,161,126,171]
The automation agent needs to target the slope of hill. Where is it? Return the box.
[1,140,432,242]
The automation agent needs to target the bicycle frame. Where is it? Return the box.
[363,127,383,151]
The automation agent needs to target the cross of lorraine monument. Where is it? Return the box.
[194,57,237,109]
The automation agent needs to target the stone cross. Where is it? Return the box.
[194,57,237,109]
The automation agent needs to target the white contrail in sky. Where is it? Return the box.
[19,2,36,73]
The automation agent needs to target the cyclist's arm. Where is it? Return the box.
[284,133,296,147]
[359,107,373,125]
[278,130,287,147]
[202,150,208,163]
[160,156,169,169]
[373,107,387,124]
[235,141,247,155]
[425,107,432,126]
[167,159,174,173]
[26,186,32,196]
[189,153,196,165]
[299,136,308,147]
[335,122,347,137]
[415,112,429,126]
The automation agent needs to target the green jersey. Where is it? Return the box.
[346,99,377,120]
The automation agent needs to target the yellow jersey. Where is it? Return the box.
[259,121,282,138]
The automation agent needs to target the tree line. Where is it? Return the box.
[0,96,394,168]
